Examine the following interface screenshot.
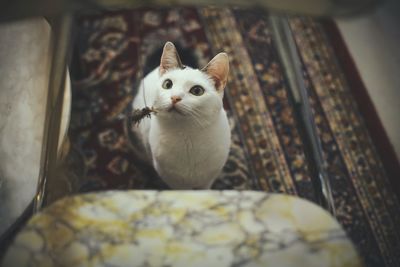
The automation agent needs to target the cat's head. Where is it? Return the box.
[153,42,229,127]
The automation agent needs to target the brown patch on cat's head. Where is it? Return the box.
[159,42,183,75]
[202,53,229,93]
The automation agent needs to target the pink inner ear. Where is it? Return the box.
[160,42,183,75]
[202,53,229,91]
[208,69,222,89]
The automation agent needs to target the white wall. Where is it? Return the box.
[0,18,51,235]
[336,0,400,160]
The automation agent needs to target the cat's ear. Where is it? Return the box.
[202,53,229,92]
[159,42,183,75]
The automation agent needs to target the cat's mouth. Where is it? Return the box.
[167,106,185,115]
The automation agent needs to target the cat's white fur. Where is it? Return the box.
[132,42,231,189]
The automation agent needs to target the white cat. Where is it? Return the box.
[132,42,231,189]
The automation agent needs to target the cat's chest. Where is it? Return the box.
[148,121,225,166]
[146,114,230,188]
[146,113,230,173]
[151,128,213,159]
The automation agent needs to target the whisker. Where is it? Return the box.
[178,103,206,129]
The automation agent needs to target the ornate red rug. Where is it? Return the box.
[66,8,400,266]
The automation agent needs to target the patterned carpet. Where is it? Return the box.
[65,8,400,267]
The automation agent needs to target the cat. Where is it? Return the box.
[132,42,231,189]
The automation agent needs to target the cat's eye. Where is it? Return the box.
[162,79,173,89]
[189,85,205,96]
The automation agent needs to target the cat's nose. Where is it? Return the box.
[171,96,182,105]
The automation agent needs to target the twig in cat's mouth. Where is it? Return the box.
[130,107,157,126]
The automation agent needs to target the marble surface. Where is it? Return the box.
[2,191,361,267]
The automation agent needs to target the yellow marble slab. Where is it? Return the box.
[2,191,362,267]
